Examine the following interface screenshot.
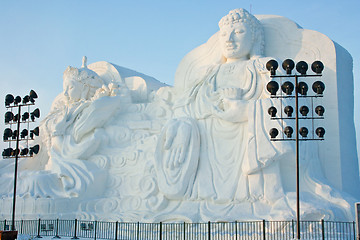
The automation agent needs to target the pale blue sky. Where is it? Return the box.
[1,0,359,160]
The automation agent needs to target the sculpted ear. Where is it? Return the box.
[250,28,265,58]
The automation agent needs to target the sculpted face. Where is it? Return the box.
[219,22,253,62]
[63,78,84,102]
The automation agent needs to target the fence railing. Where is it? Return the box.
[0,219,356,240]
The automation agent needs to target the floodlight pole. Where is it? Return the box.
[295,75,300,240]
[11,105,22,231]
[268,68,324,240]
[3,90,40,233]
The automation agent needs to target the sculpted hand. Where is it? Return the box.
[215,97,249,123]
[163,120,192,170]
[219,87,242,100]
[92,82,122,100]
[155,117,200,198]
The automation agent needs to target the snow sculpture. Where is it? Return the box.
[156,9,286,205]
[0,9,358,222]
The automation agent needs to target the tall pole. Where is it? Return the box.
[295,75,300,240]
[266,60,325,240]
[12,105,21,231]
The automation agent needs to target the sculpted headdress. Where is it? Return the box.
[63,56,104,100]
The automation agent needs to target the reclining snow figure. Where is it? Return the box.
[0,8,358,222]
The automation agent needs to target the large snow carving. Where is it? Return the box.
[0,9,358,222]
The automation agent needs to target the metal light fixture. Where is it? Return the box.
[5,112,14,123]
[266,59,278,76]
[12,130,18,140]
[14,96,21,105]
[281,81,294,95]
[29,145,40,156]
[12,148,20,157]
[13,114,19,122]
[22,95,30,104]
[311,61,324,74]
[312,81,325,94]
[269,128,279,139]
[30,108,40,121]
[5,94,14,106]
[315,106,325,116]
[284,106,294,117]
[296,61,308,75]
[20,129,28,139]
[29,90,38,103]
[2,148,13,157]
[20,148,29,156]
[299,127,309,137]
[22,112,29,121]
[282,59,295,75]
[298,82,308,95]
[3,128,12,141]
[266,81,279,96]
[316,127,325,138]
[30,127,39,139]
[299,106,309,116]
[284,126,293,138]
[268,106,277,117]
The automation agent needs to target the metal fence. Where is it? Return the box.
[0,219,356,240]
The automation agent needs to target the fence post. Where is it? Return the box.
[115,221,118,240]
[262,220,266,240]
[20,219,23,234]
[208,221,211,240]
[36,218,42,238]
[54,218,60,239]
[72,219,79,239]
[159,222,162,240]
[321,219,325,240]
[137,221,140,240]
[94,220,97,240]
[353,221,356,240]
[183,222,186,240]
[292,219,295,239]
[235,221,238,240]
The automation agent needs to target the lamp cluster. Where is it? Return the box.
[267,79,325,96]
[2,145,40,157]
[266,59,326,141]
[2,90,40,158]
[3,127,40,141]
[5,90,38,106]
[4,108,40,124]
[269,126,325,139]
[266,59,324,76]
